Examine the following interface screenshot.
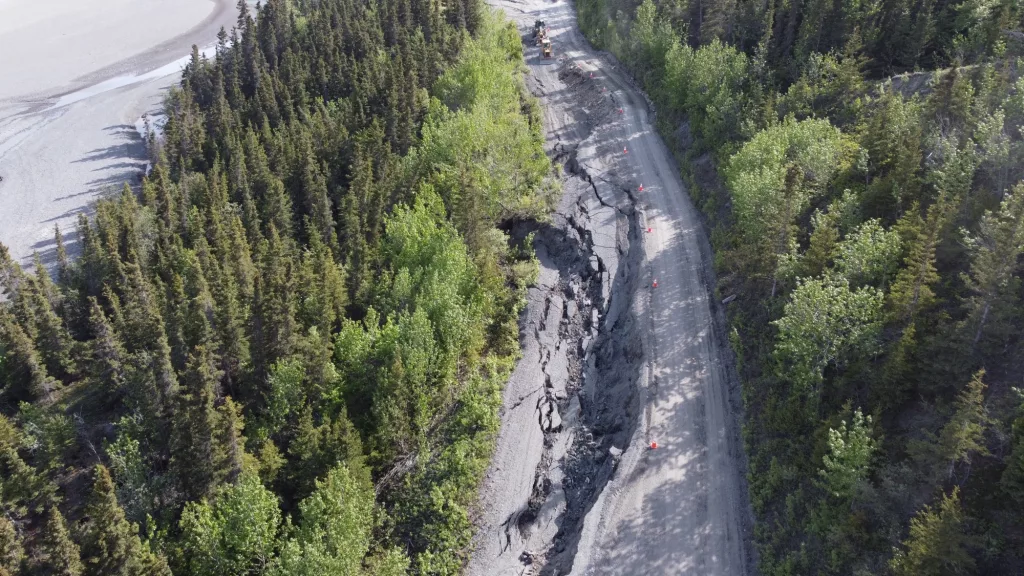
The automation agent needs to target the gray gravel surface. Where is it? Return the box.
[469,1,755,574]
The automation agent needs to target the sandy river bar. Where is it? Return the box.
[0,0,236,265]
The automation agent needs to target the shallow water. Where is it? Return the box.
[49,43,218,110]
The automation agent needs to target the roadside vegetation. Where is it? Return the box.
[0,0,554,574]
[577,0,1024,572]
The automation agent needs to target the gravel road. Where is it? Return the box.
[0,0,237,265]
[470,1,754,574]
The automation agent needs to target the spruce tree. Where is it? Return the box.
[0,242,24,300]
[890,487,976,576]
[87,298,125,399]
[213,397,246,487]
[960,185,1024,348]
[0,311,56,401]
[889,195,953,323]
[171,346,222,502]
[937,370,991,482]
[36,507,83,576]
[79,465,162,576]
[25,273,74,382]
[53,226,71,289]
[0,516,23,575]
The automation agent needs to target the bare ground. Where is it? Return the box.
[469,1,755,574]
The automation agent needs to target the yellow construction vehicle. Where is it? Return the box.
[542,38,552,58]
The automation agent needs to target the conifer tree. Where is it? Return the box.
[213,397,246,487]
[0,242,24,300]
[0,311,56,401]
[87,298,126,400]
[36,507,84,576]
[960,185,1024,348]
[249,226,296,391]
[890,487,976,576]
[889,194,954,323]
[79,465,166,576]
[287,406,367,503]
[937,370,991,482]
[53,226,71,289]
[1002,394,1024,505]
[171,346,222,502]
[0,516,23,575]
[797,209,839,280]
[25,274,74,382]
[0,415,53,517]
[300,153,339,255]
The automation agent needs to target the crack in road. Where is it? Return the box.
[469,3,755,575]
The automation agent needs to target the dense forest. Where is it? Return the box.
[0,0,554,573]
[576,0,1024,572]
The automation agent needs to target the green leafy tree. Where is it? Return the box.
[819,409,875,500]
[890,487,976,576]
[273,464,397,576]
[726,117,851,295]
[835,219,903,288]
[773,275,884,401]
[174,476,281,576]
[662,39,749,148]
[104,422,152,524]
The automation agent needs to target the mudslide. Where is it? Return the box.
[470,1,754,574]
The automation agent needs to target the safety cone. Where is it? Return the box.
[638,183,644,192]
[650,441,658,449]
[624,147,628,154]
[652,279,658,288]
[646,227,652,233]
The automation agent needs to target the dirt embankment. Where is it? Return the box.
[470,2,755,575]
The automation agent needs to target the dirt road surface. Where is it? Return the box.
[0,0,237,265]
[470,1,754,574]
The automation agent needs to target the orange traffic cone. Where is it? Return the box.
[650,441,658,449]
[652,279,658,288]
[638,183,644,192]
[624,147,628,154]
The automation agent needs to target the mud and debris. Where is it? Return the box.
[470,3,753,575]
